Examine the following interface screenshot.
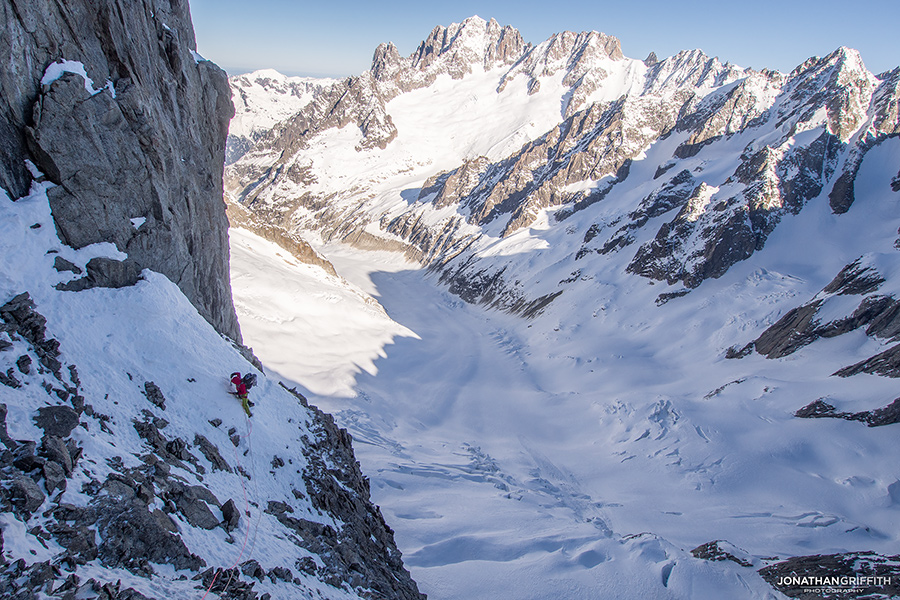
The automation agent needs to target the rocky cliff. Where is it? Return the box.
[0,1,424,599]
[2,0,239,341]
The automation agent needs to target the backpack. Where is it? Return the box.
[241,373,257,390]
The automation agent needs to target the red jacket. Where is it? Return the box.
[231,374,247,396]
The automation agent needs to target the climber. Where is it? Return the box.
[230,371,252,417]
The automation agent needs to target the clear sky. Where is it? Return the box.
[188,0,899,78]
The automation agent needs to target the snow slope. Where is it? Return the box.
[227,69,337,163]
[231,141,900,599]
[0,180,421,598]
[230,228,416,397]
[229,69,337,140]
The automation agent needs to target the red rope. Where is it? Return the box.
[200,413,255,599]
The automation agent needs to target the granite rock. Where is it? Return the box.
[2,0,240,341]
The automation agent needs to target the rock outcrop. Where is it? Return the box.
[225,199,338,276]
[794,398,900,427]
[2,0,240,341]
[742,258,900,379]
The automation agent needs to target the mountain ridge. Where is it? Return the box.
[225,18,899,313]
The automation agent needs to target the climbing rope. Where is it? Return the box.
[200,408,262,599]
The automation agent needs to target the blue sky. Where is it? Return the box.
[188,0,898,78]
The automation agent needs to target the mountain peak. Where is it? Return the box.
[408,16,526,74]
[830,45,866,66]
[790,46,867,80]
[371,41,402,81]
[462,14,488,27]
[246,67,287,81]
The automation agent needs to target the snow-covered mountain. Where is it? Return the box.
[0,1,423,599]
[226,15,900,373]
[228,17,899,308]
[227,70,337,164]
[226,15,900,600]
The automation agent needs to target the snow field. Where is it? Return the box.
[230,228,417,397]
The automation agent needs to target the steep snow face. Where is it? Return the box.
[0,184,423,598]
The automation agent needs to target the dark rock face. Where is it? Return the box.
[2,0,240,342]
[41,435,74,475]
[194,433,232,473]
[221,498,240,532]
[0,404,15,450]
[440,262,563,318]
[419,156,491,210]
[596,169,696,257]
[95,493,204,573]
[753,302,824,359]
[759,552,900,599]
[834,344,900,378]
[169,483,220,530]
[626,182,762,288]
[750,260,900,362]
[1,293,63,376]
[823,261,886,295]
[280,385,426,600]
[795,398,900,427]
[55,257,143,292]
[142,381,167,410]
[9,476,45,514]
[33,405,80,438]
[691,540,752,567]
